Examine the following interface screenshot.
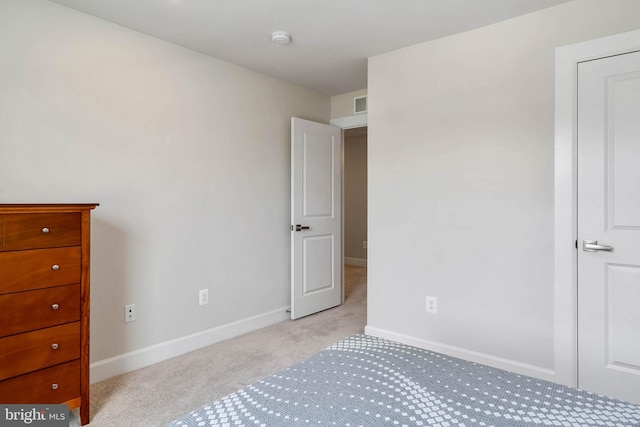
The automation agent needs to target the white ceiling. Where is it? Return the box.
[49,0,571,96]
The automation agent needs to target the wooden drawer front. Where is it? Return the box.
[0,322,80,381]
[0,284,80,337]
[3,213,81,251]
[0,247,81,295]
[0,360,80,404]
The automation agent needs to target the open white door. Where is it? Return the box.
[577,50,640,404]
[291,118,342,319]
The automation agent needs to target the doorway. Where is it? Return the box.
[343,126,368,306]
[343,126,368,269]
[290,119,368,319]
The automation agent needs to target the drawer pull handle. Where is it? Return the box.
[52,343,59,350]
[42,227,50,234]
[52,264,60,271]
[52,304,59,310]
[52,384,59,390]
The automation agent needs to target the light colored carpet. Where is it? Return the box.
[72,265,366,426]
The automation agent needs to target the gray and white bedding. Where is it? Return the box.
[166,334,640,426]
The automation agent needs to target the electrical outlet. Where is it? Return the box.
[199,289,209,306]
[363,241,367,249]
[125,304,136,323]
[425,296,438,314]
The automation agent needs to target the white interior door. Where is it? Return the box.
[577,50,640,404]
[291,118,342,320]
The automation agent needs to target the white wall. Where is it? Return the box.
[366,0,640,381]
[0,0,329,379]
[331,89,367,119]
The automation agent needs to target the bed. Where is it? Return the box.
[166,334,640,426]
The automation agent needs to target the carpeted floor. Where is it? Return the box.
[73,265,366,426]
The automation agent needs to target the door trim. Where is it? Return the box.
[330,113,368,129]
[554,28,640,388]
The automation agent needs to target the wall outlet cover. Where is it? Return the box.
[425,296,438,314]
[125,304,136,322]
[199,289,209,305]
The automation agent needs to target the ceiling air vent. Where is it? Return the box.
[353,95,367,114]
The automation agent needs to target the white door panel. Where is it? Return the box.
[303,235,334,294]
[577,50,640,404]
[607,265,640,368]
[291,118,342,319]
[303,132,335,217]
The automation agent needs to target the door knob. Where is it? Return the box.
[290,224,310,232]
[583,240,613,252]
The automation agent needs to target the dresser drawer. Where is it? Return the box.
[0,360,80,404]
[0,247,81,295]
[3,213,81,251]
[0,284,80,337]
[0,322,80,381]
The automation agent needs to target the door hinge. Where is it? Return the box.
[575,240,578,249]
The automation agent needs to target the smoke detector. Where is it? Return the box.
[271,31,291,45]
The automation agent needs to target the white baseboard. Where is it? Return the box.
[344,257,367,267]
[91,306,290,384]
[364,325,556,382]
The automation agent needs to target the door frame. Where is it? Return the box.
[554,28,640,388]
[330,113,368,130]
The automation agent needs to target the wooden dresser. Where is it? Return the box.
[0,204,98,425]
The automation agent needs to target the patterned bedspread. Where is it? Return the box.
[166,334,640,426]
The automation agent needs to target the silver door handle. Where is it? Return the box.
[583,240,613,252]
